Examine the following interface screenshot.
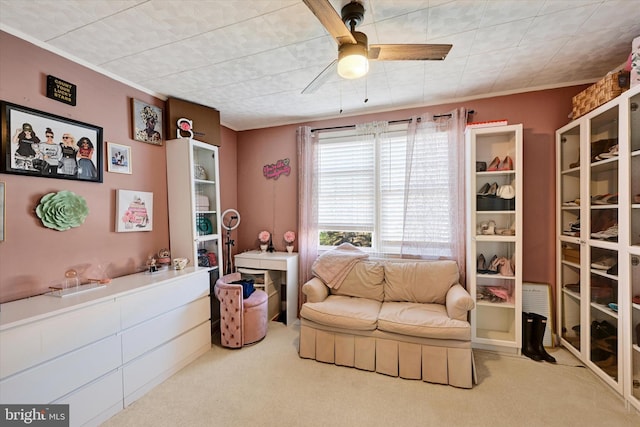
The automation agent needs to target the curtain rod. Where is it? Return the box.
[311,110,475,132]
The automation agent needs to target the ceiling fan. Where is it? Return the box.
[302,0,452,94]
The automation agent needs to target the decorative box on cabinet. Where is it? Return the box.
[165,138,222,272]
[0,268,211,427]
[557,83,640,410]
[465,124,523,354]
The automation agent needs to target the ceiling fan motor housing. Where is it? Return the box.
[341,1,365,29]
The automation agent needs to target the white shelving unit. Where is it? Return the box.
[556,84,640,408]
[165,138,222,273]
[466,124,523,353]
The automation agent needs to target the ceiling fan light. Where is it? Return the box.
[337,39,369,79]
[338,53,369,79]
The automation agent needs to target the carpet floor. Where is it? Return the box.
[102,321,639,427]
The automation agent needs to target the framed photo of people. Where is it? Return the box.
[132,99,163,145]
[0,101,103,183]
[107,142,132,174]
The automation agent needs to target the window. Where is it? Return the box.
[316,122,454,256]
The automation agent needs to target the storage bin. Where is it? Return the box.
[572,71,630,119]
[477,196,515,211]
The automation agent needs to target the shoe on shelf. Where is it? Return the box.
[481,220,496,235]
[486,182,498,197]
[499,155,513,171]
[590,256,616,270]
[569,220,580,231]
[591,224,618,240]
[596,144,619,160]
[485,255,499,274]
[563,199,580,206]
[487,156,501,171]
[496,224,516,236]
[606,263,618,275]
[498,257,514,276]
[634,194,640,204]
[477,254,487,273]
[477,182,490,195]
[591,193,612,205]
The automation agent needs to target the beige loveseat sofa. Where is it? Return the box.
[299,259,476,388]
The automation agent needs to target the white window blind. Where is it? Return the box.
[317,132,375,233]
[317,124,411,253]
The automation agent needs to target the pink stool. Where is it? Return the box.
[215,272,268,348]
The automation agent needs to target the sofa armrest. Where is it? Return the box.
[302,277,329,303]
[446,284,475,321]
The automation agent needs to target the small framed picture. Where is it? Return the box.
[116,189,153,232]
[107,142,132,174]
[132,99,163,145]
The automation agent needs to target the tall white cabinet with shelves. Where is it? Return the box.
[556,84,640,409]
[166,138,222,272]
[628,88,640,411]
[466,124,523,353]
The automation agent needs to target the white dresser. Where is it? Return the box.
[0,267,211,427]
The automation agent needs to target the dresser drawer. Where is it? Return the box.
[235,257,287,270]
[119,272,208,329]
[123,321,210,405]
[0,334,121,404]
[0,301,119,379]
[121,296,210,363]
[54,369,123,427]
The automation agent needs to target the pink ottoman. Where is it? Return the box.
[242,289,268,345]
[215,272,268,348]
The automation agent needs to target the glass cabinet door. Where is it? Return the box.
[588,106,619,382]
[631,93,640,247]
[558,123,582,351]
[631,254,640,401]
[192,143,220,268]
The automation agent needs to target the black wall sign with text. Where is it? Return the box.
[46,75,77,106]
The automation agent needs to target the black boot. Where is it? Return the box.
[530,312,556,363]
[522,312,542,361]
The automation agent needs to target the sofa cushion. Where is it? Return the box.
[330,261,385,302]
[383,260,459,304]
[377,302,471,341]
[300,295,381,331]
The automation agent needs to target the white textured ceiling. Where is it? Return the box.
[1,0,639,131]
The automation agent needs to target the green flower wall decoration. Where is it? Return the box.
[36,190,89,231]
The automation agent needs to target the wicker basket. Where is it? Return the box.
[572,71,630,119]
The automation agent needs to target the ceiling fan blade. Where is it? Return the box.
[303,0,356,45]
[302,60,338,94]
[369,44,452,61]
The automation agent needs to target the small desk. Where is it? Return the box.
[234,251,298,326]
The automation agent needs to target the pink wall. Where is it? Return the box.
[0,31,241,303]
[0,31,171,302]
[218,125,238,272]
[235,86,588,294]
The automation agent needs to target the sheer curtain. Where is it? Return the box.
[296,126,318,310]
[401,108,467,284]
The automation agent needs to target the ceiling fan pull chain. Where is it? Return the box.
[339,81,343,114]
[364,76,368,103]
